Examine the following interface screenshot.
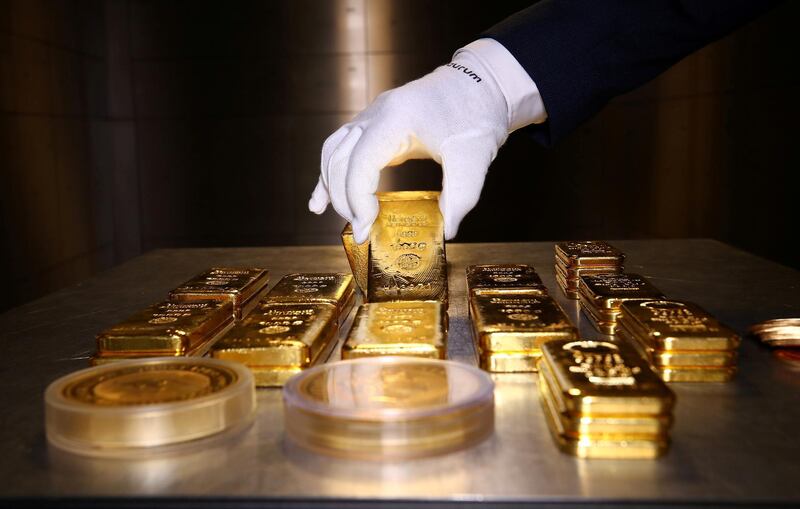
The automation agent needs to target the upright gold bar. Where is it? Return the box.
[341,223,369,295]
[169,268,269,320]
[265,273,355,325]
[555,241,625,268]
[470,293,576,353]
[211,303,338,368]
[540,339,675,416]
[342,301,446,359]
[466,264,547,296]
[367,191,448,303]
[619,300,740,351]
[95,300,234,359]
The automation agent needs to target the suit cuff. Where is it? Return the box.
[454,38,548,132]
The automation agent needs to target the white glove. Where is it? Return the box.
[308,39,545,244]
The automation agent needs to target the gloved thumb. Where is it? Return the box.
[438,132,499,240]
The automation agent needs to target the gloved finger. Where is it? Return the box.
[346,127,405,244]
[438,132,497,240]
[308,177,329,214]
[320,126,351,190]
[327,126,363,223]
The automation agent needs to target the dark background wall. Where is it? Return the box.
[1,0,797,312]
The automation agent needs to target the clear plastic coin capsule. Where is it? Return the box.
[282,357,495,460]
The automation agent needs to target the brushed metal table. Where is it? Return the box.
[1,240,799,508]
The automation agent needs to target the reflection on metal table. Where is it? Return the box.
[1,240,799,508]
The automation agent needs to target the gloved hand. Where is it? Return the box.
[308,40,537,244]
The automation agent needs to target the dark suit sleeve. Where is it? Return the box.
[483,0,782,146]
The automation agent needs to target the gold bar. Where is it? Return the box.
[342,301,446,359]
[250,366,304,388]
[657,366,737,383]
[466,264,547,296]
[538,371,669,459]
[556,263,623,281]
[90,337,214,365]
[470,293,577,352]
[538,369,671,437]
[619,300,740,351]
[169,268,269,320]
[616,322,738,372]
[651,350,737,367]
[554,263,576,287]
[555,241,625,268]
[541,339,675,416]
[578,273,665,311]
[341,223,369,295]
[367,191,448,303]
[211,303,338,367]
[578,293,619,334]
[265,273,355,325]
[554,267,580,300]
[95,300,234,356]
[480,351,540,373]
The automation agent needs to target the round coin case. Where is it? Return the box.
[282,356,495,460]
[44,357,256,458]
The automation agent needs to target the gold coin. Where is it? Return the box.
[283,357,495,459]
[63,362,236,406]
[299,363,452,409]
[45,358,255,457]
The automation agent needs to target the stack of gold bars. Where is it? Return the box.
[341,191,450,359]
[749,318,800,365]
[212,273,355,386]
[617,300,740,382]
[466,264,577,372]
[562,240,743,383]
[92,268,269,365]
[538,339,675,458]
[578,273,665,335]
[169,268,271,320]
[555,241,624,299]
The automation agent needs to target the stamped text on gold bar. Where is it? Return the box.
[343,300,446,359]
